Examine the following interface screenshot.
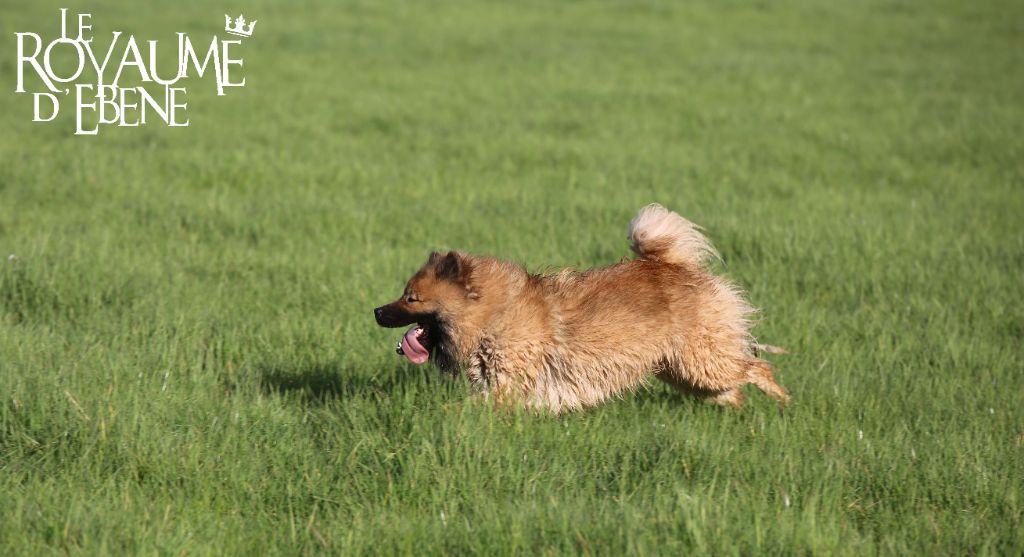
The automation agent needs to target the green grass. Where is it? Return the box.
[1,0,1023,554]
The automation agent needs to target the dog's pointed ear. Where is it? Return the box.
[435,251,470,283]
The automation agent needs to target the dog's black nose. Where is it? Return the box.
[374,307,383,320]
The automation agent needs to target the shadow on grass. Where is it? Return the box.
[251,362,447,405]
[256,364,347,403]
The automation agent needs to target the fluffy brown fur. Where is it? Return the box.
[374,204,789,413]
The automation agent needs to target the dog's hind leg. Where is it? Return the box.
[707,388,745,408]
[654,367,746,408]
[747,360,790,404]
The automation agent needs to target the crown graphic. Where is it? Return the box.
[224,14,257,37]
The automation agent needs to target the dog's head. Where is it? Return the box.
[374,251,475,365]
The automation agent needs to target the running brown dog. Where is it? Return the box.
[374,204,789,413]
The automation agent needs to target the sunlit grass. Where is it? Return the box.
[1,0,1022,554]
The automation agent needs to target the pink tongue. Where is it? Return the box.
[400,326,429,364]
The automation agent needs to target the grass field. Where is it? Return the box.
[2,0,1023,554]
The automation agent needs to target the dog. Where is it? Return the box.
[374,204,789,413]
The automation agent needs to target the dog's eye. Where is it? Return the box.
[405,295,420,303]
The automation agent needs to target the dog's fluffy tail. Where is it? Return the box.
[628,204,718,267]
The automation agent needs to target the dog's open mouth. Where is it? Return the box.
[396,324,431,364]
